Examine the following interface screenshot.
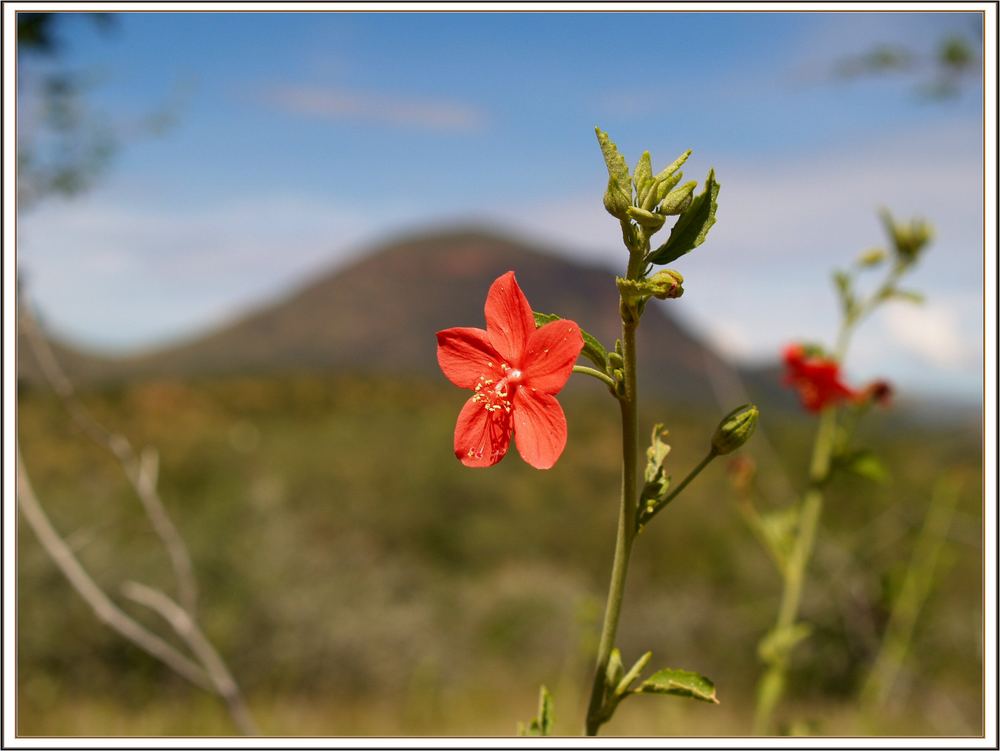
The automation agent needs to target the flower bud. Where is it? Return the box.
[857,248,887,267]
[711,404,759,455]
[648,269,684,300]
[659,180,697,215]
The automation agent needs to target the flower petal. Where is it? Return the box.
[454,395,512,467]
[484,271,536,366]
[512,389,568,470]
[436,327,502,389]
[521,319,584,394]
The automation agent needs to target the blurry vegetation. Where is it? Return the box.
[17,12,184,208]
[834,27,980,100]
[17,374,982,735]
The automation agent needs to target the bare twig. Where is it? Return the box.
[16,449,211,691]
[121,581,258,736]
[21,307,199,614]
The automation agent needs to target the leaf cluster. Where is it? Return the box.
[596,128,719,279]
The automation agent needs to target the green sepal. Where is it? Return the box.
[596,128,633,220]
[533,311,608,372]
[758,623,812,664]
[635,668,719,704]
[646,169,720,266]
[519,685,554,736]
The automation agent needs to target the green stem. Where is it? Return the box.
[753,404,838,735]
[639,449,718,530]
[860,478,961,713]
[584,315,638,736]
[572,365,617,390]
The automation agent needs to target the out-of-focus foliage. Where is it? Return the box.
[17,374,982,735]
[17,13,183,208]
[834,29,980,100]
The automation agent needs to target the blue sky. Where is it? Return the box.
[18,10,985,400]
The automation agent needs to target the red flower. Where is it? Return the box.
[782,344,858,412]
[436,271,584,469]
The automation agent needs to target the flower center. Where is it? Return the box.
[472,363,521,415]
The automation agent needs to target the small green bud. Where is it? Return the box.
[604,180,632,220]
[626,206,666,230]
[880,210,933,265]
[653,170,684,204]
[857,248,887,267]
[659,181,697,215]
[648,269,684,300]
[711,404,759,455]
[607,351,624,370]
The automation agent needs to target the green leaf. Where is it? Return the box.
[596,127,632,220]
[533,311,609,372]
[646,169,720,265]
[636,668,719,704]
[519,684,555,736]
[879,287,925,305]
[758,622,812,663]
[615,650,653,696]
[837,449,890,483]
[643,423,671,485]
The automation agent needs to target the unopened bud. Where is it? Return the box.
[648,269,684,300]
[659,180,697,215]
[857,248,887,267]
[607,351,624,370]
[711,404,759,455]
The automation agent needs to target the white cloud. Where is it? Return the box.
[17,190,395,351]
[261,84,487,132]
[883,300,977,369]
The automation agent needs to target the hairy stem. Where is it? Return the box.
[585,314,639,736]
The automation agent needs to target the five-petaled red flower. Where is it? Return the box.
[436,271,584,469]
[782,344,858,412]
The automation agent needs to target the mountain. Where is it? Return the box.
[20,226,780,405]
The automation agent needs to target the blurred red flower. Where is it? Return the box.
[436,271,584,469]
[782,344,858,412]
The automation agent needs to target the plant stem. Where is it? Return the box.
[639,449,718,529]
[753,400,838,734]
[584,314,639,736]
[860,478,961,713]
[572,364,617,389]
